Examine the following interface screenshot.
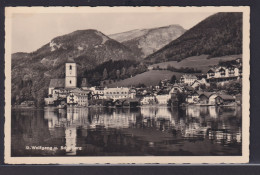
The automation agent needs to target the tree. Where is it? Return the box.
[170,75,177,84]
[116,70,120,80]
[136,83,146,88]
[121,67,126,78]
[103,68,108,80]
[126,66,134,77]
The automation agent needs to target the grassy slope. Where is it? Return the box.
[151,54,241,74]
[107,54,241,87]
[107,70,183,87]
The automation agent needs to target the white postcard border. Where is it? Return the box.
[4,6,250,164]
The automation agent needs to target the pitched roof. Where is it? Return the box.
[181,74,197,79]
[207,68,215,73]
[197,91,215,98]
[66,57,75,63]
[218,94,235,100]
[185,86,194,91]
[49,78,65,88]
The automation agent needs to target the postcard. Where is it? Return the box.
[4,6,250,164]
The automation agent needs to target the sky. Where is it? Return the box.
[11,12,215,53]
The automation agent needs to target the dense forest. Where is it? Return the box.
[83,60,147,86]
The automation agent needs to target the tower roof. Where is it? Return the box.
[66,57,75,63]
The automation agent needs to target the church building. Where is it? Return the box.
[45,58,88,106]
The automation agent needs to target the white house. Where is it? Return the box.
[148,66,154,70]
[180,74,197,85]
[89,87,105,99]
[140,96,156,105]
[66,88,89,106]
[207,66,242,80]
[103,87,130,100]
[186,92,200,104]
[191,78,208,89]
[156,94,171,105]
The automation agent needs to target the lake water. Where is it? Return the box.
[11,106,242,156]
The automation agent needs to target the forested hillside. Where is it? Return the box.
[146,13,242,63]
[11,30,137,106]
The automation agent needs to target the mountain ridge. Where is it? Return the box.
[11,29,137,106]
[145,12,242,63]
[109,24,186,58]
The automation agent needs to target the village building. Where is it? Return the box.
[147,66,154,70]
[67,88,89,106]
[214,94,236,105]
[180,74,198,85]
[197,91,216,105]
[20,100,35,107]
[156,94,171,105]
[129,88,137,99]
[187,91,236,106]
[103,87,130,100]
[208,93,219,105]
[186,91,200,104]
[45,58,89,106]
[191,78,208,89]
[169,84,184,94]
[140,95,156,105]
[207,66,242,82]
[89,87,105,99]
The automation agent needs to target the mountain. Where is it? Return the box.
[109,25,186,58]
[145,13,242,63]
[11,29,137,106]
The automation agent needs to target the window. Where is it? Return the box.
[70,80,72,84]
[69,65,72,70]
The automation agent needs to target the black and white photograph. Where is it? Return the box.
[4,7,250,164]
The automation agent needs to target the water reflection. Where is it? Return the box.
[12,106,242,156]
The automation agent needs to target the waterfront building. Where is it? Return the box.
[197,91,215,105]
[156,94,171,105]
[140,95,156,105]
[214,94,236,105]
[45,58,94,106]
[186,92,200,104]
[67,88,89,106]
[189,91,236,106]
[89,87,105,99]
[103,87,130,100]
[180,74,197,85]
[129,88,137,99]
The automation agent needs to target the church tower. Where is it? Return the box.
[65,58,77,88]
